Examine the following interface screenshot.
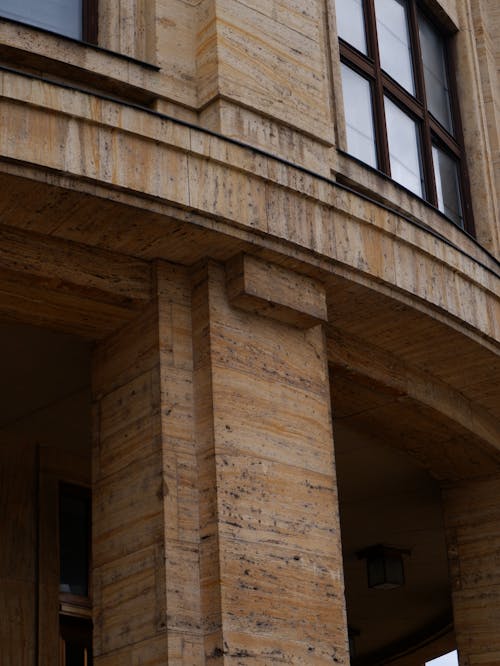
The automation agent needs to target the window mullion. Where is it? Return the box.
[419,96,438,205]
[429,120,461,157]
[365,0,391,174]
[339,42,375,78]
[382,76,423,119]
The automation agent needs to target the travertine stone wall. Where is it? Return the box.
[92,261,204,664]
[1,66,497,350]
[454,0,500,253]
[99,0,157,61]
[192,260,348,663]
[469,0,500,240]
[0,1,499,663]
[1,0,499,248]
[92,302,170,663]
[195,0,335,143]
[443,476,500,665]
[92,258,349,664]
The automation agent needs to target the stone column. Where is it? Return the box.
[92,261,204,664]
[192,256,349,664]
[443,476,500,666]
[92,255,349,665]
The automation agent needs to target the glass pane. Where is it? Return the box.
[0,0,82,39]
[419,13,453,133]
[426,652,459,666]
[384,96,424,196]
[336,0,367,54]
[367,555,386,588]
[432,145,463,227]
[341,64,378,168]
[60,489,90,597]
[375,0,415,94]
[65,644,86,666]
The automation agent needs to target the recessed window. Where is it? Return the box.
[60,615,93,666]
[336,0,472,231]
[384,96,424,196]
[432,144,463,227]
[59,484,92,666]
[336,0,368,55]
[0,0,97,42]
[375,0,415,94]
[341,64,378,168]
[418,12,453,133]
[60,486,90,598]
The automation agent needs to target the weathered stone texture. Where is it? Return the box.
[0,0,499,664]
[192,261,348,664]
[92,262,204,664]
[444,476,500,664]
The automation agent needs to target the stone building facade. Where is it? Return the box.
[0,0,499,664]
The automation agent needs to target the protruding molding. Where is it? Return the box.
[0,224,152,338]
[327,325,500,456]
[226,253,328,329]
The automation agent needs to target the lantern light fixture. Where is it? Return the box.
[357,545,411,590]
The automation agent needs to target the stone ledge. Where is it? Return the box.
[226,254,327,329]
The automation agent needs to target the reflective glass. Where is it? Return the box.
[341,64,378,168]
[0,0,82,39]
[336,0,367,54]
[432,145,463,226]
[419,13,453,132]
[375,0,415,94]
[384,96,424,195]
[59,490,90,597]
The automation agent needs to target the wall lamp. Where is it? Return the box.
[357,545,411,590]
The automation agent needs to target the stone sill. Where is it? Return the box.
[0,18,196,110]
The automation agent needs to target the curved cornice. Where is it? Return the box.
[0,66,498,351]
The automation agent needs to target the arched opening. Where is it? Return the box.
[330,365,457,665]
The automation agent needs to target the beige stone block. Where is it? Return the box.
[93,451,164,566]
[226,253,327,328]
[95,546,165,654]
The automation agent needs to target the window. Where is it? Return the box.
[60,616,93,666]
[337,0,472,231]
[0,0,97,43]
[59,484,92,666]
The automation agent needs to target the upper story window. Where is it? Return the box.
[336,0,472,232]
[0,0,97,42]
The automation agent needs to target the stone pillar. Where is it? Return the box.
[92,255,349,665]
[92,261,204,664]
[443,476,500,666]
[192,256,349,664]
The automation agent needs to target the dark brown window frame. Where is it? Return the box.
[339,0,474,234]
[83,0,98,44]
